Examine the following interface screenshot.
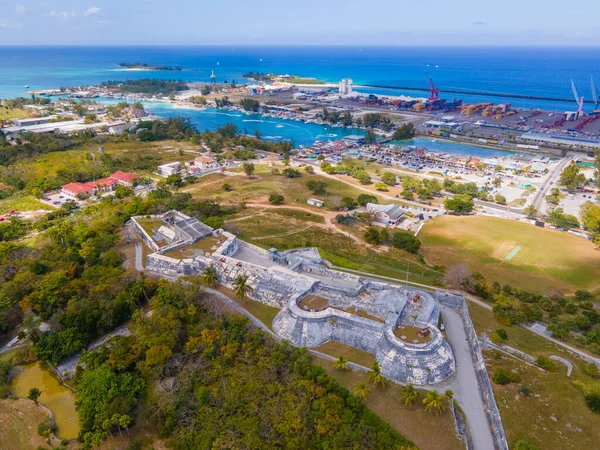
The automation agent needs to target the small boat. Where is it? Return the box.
[276,124,284,128]
[24,85,29,88]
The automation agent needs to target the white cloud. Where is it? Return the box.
[49,11,69,20]
[15,5,26,14]
[566,30,595,38]
[83,7,101,16]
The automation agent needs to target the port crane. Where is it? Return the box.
[424,71,439,102]
[571,79,584,118]
[591,75,599,109]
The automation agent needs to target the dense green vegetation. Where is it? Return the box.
[117,63,183,71]
[101,79,189,95]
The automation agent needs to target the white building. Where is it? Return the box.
[338,78,353,96]
[185,155,220,173]
[158,162,181,177]
[307,198,324,207]
[366,203,404,227]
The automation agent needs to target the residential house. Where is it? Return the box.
[307,198,324,207]
[185,155,220,172]
[158,162,181,177]
[366,203,404,227]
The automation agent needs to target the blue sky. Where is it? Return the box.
[1,0,599,46]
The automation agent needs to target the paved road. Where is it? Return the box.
[437,305,496,450]
[134,242,144,271]
[531,156,572,212]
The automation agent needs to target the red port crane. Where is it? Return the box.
[424,71,439,102]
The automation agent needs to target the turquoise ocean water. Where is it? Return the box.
[2,46,598,155]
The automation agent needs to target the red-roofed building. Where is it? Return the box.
[110,171,139,186]
[61,182,95,197]
[86,177,117,192]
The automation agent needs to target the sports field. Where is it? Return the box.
[420,216,600,294]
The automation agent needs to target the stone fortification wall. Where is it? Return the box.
[436,292,508,450]
[299,262,362,284]
[273,292,455,385]
[146,253,207,278]
[129,217,160,253]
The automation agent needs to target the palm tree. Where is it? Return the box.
[202,265,218,287]
[233,274,250,303]
[444,389,454,401]
[401,383,419,408]
[333,356,349,371]
[423,389,446,415]
[367,360,386,388]
[354,382,371,400]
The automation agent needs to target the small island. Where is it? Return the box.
[243,71,325,85]
[117,62,184,71]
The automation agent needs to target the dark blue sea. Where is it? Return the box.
[1,46,599,111]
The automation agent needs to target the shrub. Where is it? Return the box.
[375,182,388,191]
[222,183,232,191]
[584,391,600,414]
[268,193,284,205]
[496,328,508,340]
[492,368,520,385]
[340,197,357,210]
[282,168,301,178]
[364,227,382,245]
[381,172,397,186]
[583,362,600,379]
[391,231,421,254]
[203,216,224,229]
[513,440,539,450]
[519,385,531,396]
[357,194,378,206]
[306,180,327,195]
[535,355,557,372]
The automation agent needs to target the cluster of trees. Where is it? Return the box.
[391,123,416,141]
[361,113,394,132]
[363,227,421,253]
[321,108,354,127]
[400,176,442,200]
[444,194,474,214]
[188,95,207,105]
[242,71,273,82]
[214,96,232,108]
[136,117,197,142]
[0,182,235,352]
[546,207,580,229]
[321,160,372,184]
[559,162,586,191]
[101,79,189,96]
[444,266,600,352]
[581,202,600,246]
[240,98,260,112]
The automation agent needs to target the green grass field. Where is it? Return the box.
[0,196,52,214]
[420,216,600,294]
